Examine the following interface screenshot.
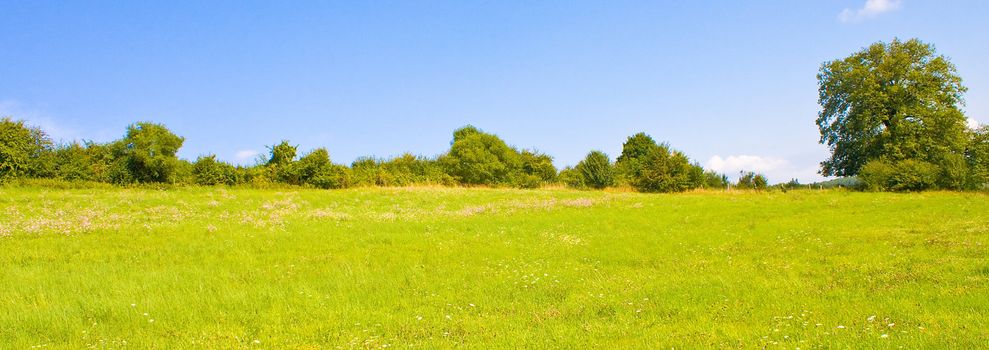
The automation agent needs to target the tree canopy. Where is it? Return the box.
[816,38,969,177]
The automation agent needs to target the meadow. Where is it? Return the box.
[1,187,987,348]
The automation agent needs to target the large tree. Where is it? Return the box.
[816,38,969,176]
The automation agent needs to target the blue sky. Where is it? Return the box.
[1,0,986,182]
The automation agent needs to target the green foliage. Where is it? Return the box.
[193,155,237,186]
[517,150,557,184]
[0,118,51,180]
[558,166,583,188]
[816,38,969,177]
[701,170,729,189]
[267,141,297,167]
[615,132,658,185]
[440,126,521,186]
[308,164,351,189]
[614,132,704,192]
[284,148,332,186]
[967,126,989,189]
[50,142,95,181]
[859,159,939,192]
[119,122,185,183]
[572,151,614,189]
[737,172,768,190]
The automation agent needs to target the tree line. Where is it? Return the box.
[0,120,748,192]
[5,38,987,192]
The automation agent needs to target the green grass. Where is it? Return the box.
[1,187,987,348]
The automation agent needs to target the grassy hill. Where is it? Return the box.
[1,187,987,348]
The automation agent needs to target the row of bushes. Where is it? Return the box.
[2,118,761,192]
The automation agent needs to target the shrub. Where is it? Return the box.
[193,155,237,185]
[558,166,583,188]
[309,164,350,189]
[573,151,614,189]
[119,122,185,183]
[632,146,697,193]
[967,126,989,189]
[737,171,769,190]
[518,150,557,184]
[859,159,939,191]
[267,141,297,166]
[701,170,728,189]
[440,126,521,186]
[0,118,51,180]
[615,132,702,192]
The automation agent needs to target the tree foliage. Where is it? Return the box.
[615,132,703,192]
[440,126,521,186]
[574,151,614,189]
[118,122,185,183]
[816,38,969,177]
[0,117,51,180]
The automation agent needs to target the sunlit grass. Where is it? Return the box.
[1,187,987,348]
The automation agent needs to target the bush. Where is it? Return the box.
[859,159,939,191]
[193,155,237,185]
[440,126,521,186]
[558,166,583,188]
[967,126,989,189]
[736,172,768,190]
[572,151,614,189]
[518,150,557,185]
[0,118,51,181]
[119,122,185,183]
[309,164,350,189]
[615,132,703,192]
[50,142,95,181]
[632,146,697,193]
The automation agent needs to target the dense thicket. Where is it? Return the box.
[0,120,735,192]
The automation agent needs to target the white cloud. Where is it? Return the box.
[235,150,260,162]
[968,117,983,130]
[839,0,902,22]
[706,155,787,174]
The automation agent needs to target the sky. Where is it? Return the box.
[1,0,987,183]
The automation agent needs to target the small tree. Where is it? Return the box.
[267,140,297,167]
[737,171,768,190]
[574,151,614,189]
[440,126,521,186]
[0,117,51,180]
[119,122,185,183]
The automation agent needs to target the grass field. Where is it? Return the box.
[1,187,987,348]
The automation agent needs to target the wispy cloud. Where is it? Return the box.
[235,150,260,163]
[839,0,902,22]
[0,99,83,143]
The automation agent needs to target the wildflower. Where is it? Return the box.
[253,340,261,344]
[837,325,845,329]
[868,315,876,322]
[881,334,889,338]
